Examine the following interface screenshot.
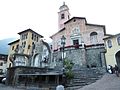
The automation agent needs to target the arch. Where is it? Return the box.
[32,53,41,67]
[90,32,98,44]
[34,54,39,67]
[61,13,65,19]
[115,51,120,68]
[90,32,97,36]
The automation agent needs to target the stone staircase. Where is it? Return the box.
[66,67,105,87]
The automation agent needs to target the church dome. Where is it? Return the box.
[59,2,69,11]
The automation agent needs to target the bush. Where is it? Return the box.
[65,70,74,79]
[64,58,74,80]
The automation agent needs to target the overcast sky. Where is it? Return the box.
[0,0,119,42]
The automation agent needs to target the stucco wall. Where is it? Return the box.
[65,18,86,46]
[85,25,105,45]
[105,36,120,67]
[51,18,105,51]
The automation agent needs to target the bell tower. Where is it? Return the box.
[58,2,70,30]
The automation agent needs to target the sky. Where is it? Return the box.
[0,0,120,42]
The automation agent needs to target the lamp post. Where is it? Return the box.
[61,35,66,62]
[61,35,66,86]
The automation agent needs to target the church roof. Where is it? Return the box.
[50,28,65,38]
[64,17,105,28]
[86,23,106,35]
[64,17,87,24]
[50,17,106,38]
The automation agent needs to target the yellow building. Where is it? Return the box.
[104,33,120,68]
[7,39,20,67]
[7,29,43,68]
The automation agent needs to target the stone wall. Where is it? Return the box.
[52,45,106,69]
[66,48,86,67]
[53,47,86,68]
[86,46,106,68]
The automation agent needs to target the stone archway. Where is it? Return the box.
[32,53,42,67]
[34,54,40,67]
[115,51,120,68]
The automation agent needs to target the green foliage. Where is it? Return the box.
[65,70,74,80]
[64,58,74,80]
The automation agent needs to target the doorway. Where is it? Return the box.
[115,51,120,68]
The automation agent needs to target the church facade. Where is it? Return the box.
[50,3,107,69]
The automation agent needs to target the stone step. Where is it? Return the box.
[68,68,105,88]
[73,80,86,83]
[65,86,82,90]
[67,83,87,87]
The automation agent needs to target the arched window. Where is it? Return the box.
[107,40,112,48]
[117,36,120,45]
[61,13,65,19]
[23,41,26,48]
[90,32,98,44]
[32,42,35,50]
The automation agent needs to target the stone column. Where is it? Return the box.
[100,52,107,69]
[55,75,59,84]
[56,75,59,85]
[45,76,49,84]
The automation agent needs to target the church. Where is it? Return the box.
[5,2,110,89]
[50,2,108,69]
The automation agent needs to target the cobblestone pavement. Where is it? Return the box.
[78,73,120,90]
[0,84,47,90]
[0,84,24,90]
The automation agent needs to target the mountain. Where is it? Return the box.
[0,38,16,55]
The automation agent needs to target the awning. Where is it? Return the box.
[17,72,63,76]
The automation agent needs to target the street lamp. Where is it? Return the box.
[61,35,66,60]
[61,35,66,86]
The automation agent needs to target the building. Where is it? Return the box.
[104,33,120,68]
[6,29,63,87]
[0,54,7,80]
[7,29,44,68]
[51,2,106,51]
[7,39,20,67]
[5,3,109,88]
[50,2,107,69]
